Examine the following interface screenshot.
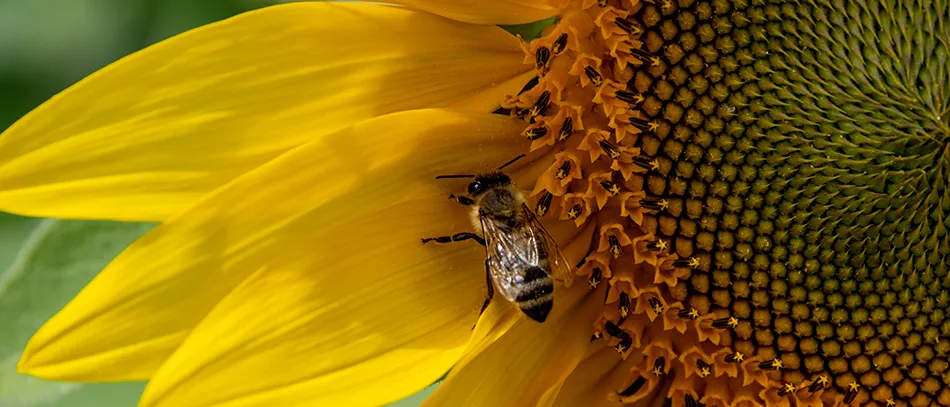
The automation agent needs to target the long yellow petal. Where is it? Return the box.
[0,2,529,222]
[17,109,528,381]
[421,284,602,407]
[376,0,562,25]
[139,202,482,407]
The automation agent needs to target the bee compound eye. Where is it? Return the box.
[468,181,483,195]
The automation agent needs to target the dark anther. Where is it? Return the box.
[646,239,667,251]
[759,358,784,370]
[536,191,553,216]
[682,308,703,322]
[604,320,625,338]
[535,46,551,74]
[617,377,646,397]
[517,76,539,95]
[618,292,631,318]
[615,90,644,105]
[492,107,511,116]
[652,357,666,376]
[583,66,604,87]
[671,256,699,268]
[632,155,660,171]
[600,180,621,196]
[590,331,602,341]
[551,33,568,55]
[696,360,712,378]
[628,116,655,131]
[712,316,739,328]
[630,47,656,64]
[778,383,797,396]
[529,91,551,118]
[640,198,670,211]
[844,382,859,405]
[648,297,664,314]
[556,160,572,179]
[515,107,530,118]
[614,18,641,35]
[725,351,744,363]
[604,320,632,353]
[558,116,574,141]
[684,394,700,407]
[526,125,548,140]
[808,375,828,393]
[597,0,608,7]
[598,140,622,159]
[588,267,602,289]
[567,203,582,219]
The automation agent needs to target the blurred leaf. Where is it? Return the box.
[500,17,557,41]
[0,214,154,406]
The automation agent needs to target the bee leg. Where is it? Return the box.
[479,258,494,316]
[448,194,475,206]
[421,232,486,246]
[475,258,494,329]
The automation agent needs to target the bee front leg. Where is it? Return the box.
[448,194,475,206]
[421,232,486,246]
[479,258,494,317]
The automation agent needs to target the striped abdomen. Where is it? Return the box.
[514,264,554,322]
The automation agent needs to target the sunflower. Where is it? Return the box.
[3,0,948,406]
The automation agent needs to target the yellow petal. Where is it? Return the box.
[139,199,485,407]
[378,0,562,25]
[17,109,528,381]
[0,2,529,222]
[421,284,603,407]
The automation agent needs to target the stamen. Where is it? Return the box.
[604,320,632,353]
[588,267,602,288]
[536,191,553,216]
[844,382,860,405]
[567,203,582,219]
[631,155,660,171]
[758,358,783,370]
[529,91,551,118]
[777,383,796,396]
[583,66,604,87]
[648,297,664,314]
[525,124,548,140]
[639,198,670,211]
[556,161,572,179]
[670,256,698,268]
[696,360,712,378]
[558,117,574,141]
[725,352,744,363]
[613,18,641,35]
[551,33,568,55]
[678,307,699,319]
[617,377,646,398]
[598,140,622,159]
[600,180,621,196]
[535,46,551,74]
[652,357,666,376]
[618,291,630,318]
[607,235,622,257]
[684,395,700,407]
[645,239,667,251]
[614,90,644,105]
[628,116,658,132]
[808,375,828,392]
[712,317,739,329]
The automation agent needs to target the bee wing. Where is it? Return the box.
[522,204,573,287]
[481,214,541,302]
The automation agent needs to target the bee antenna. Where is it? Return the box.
[435,174,476,179]
[497,154,527,171]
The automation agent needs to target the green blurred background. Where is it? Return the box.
[0,1,435,406]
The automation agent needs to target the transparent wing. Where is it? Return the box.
[481,215,538,302]
[522,204,573,286]
[481,206,573,301]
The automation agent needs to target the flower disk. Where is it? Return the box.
[505,0,950,406]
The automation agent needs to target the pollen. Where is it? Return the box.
[501,0,949,406]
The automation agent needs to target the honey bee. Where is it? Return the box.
[422,154,572,322]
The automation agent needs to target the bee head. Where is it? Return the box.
[468,172,510,196]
